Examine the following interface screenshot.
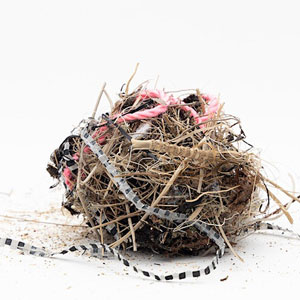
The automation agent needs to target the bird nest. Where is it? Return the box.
[47,83,297,257]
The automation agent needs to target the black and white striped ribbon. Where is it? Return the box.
[1,222,298,281]
[0,236,217,280]
[241,222,300,238]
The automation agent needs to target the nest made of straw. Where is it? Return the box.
[47,85,297,256]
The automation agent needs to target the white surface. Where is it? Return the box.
[0,1,300,299]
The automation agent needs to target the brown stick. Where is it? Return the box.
[262,176,300,204]
[215,215,244,262]
[99,210,105,256]
[82,163,99,185]
[125,203,137,251]
[125,63,139,96]
[91,211,140,229]
[186,185,240,203]
[92,82,106,119]
[188,206,203,221]
[258,182,293,224]
[197,168,204,193]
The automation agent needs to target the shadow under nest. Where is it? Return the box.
[47,91,265,256]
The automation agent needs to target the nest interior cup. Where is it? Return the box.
[47,87,267,256]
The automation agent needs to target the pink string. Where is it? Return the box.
[63,168,73,189]
[116,105,169,122]
[63,89,219,188]
[93,90,219,142]
[116,90,219,126]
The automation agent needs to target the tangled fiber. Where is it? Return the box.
[47,80,299,258]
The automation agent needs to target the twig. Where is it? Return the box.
[125,203,137,251]
[262,176,300,204]
[258,183,293,224]
[188,206,203,221]
[99,210,105,256]
[91,211,140,229]
[215,215,244,262]
[152,159,188,206]
[92,82,106,118]
[197,168,204,193]
[186,185,240,203]
[104,89,114,111]
[125,63,139,96]
[82,163,100,185]
[93,200,129,208]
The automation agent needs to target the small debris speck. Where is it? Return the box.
[220,275,229,282]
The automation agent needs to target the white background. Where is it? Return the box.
[0,1,300,299]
